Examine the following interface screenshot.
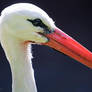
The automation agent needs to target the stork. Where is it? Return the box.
[0,3,92,92]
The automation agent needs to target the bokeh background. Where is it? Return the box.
[0,0,92,92]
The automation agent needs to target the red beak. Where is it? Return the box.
[42,27,92,68]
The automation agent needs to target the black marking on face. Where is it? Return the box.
[27,18,53,34]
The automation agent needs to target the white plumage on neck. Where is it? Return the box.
[0,3,55,92]
[0,29,37,92]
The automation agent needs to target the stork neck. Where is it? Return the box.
[1,32,37,92]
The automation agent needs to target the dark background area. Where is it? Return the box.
[0,0,92,92]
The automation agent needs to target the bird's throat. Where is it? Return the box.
[1,32,37,92]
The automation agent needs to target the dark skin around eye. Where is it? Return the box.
[27,18,52,34]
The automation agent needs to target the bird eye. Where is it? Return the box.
[27,18,43,27]
[27,18,52,34]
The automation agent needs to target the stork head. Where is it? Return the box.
[0,3,92,68]
[0,3,55,43]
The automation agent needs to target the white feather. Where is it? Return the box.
[0,3,55,92]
